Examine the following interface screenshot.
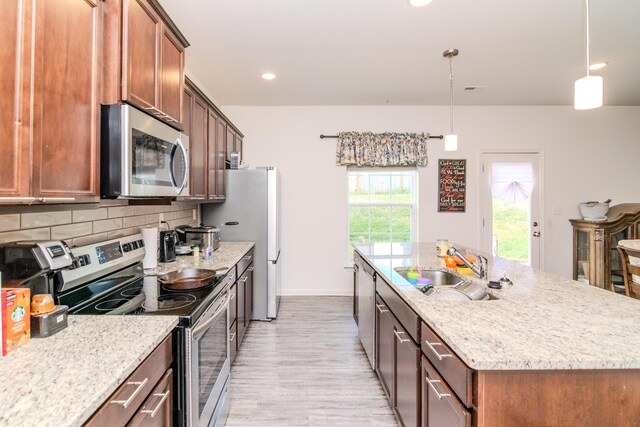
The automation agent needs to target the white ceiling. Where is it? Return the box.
[159,0,640,106]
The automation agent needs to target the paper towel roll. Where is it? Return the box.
[141,227,158,269]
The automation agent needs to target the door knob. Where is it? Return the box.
[532,222,538,227]
[533,231,541,237]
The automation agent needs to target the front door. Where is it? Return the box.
[481,152,542,268]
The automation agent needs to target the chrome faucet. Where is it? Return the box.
[446,247,488,280]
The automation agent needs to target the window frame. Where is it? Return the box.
[346,167,419,265]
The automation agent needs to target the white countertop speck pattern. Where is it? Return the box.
[0,315,177,427]
[145,241,255,276]
[354,242,640,371]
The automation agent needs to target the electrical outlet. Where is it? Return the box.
[159,213,164,225]
[192,209,197,221]
[553,206,562,215]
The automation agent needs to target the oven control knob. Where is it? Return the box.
[138,239,145,247]
[82,254,92,265]
[122,243,131,252]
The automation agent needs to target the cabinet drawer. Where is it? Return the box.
[376,277,420,343]
[86,335,172,426]
[237,248,254,277]
[422,356,471,427]
[421,322,473,407]
[127,368,173,427]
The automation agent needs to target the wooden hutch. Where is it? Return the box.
[570,204,640,293]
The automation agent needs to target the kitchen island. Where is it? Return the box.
[0,316,177,427]
[354,242,640,426]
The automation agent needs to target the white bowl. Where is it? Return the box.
[579,202,609,219]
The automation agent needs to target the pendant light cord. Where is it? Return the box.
[585,0,590,76]
[449,56,454,134]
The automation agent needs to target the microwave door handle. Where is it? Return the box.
[171,138,189,194]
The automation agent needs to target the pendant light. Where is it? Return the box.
[574,0,603,110]
[443,49,459,151]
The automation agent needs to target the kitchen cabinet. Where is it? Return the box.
[190,92,208,198]
[375,293,420,427]
[225,127,245,168]
[570,203,640,293]
[207,109,225,201]
[104,0,188,129]
[422,357,470,427]
[0,0,101,204]
[237,269,246,345]
[244,264,254,326]
[87,334,173,426]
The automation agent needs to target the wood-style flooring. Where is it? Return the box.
[226,296,399,426]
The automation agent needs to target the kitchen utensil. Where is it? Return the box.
[31,305,68,338]
[406,266,420,284]
[579,200,610,220]
[158,268,218,290]
[175,245,193,255]
[31,294,55,315]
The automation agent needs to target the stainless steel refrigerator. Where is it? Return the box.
[202,167,281,319]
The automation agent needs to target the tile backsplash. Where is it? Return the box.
[0,200,199,247]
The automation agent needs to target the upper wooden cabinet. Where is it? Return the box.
[0,0,101,204]
[105,0,188,129]
[225,128,244,168]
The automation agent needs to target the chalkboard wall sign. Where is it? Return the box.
[438,159,466,212]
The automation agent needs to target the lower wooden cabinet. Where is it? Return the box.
[244,264,254,326]
[375,293,420,427]
[127,368,173,427]
[86,335,173,426]
[229,320,237,364]
[422,356,470,427]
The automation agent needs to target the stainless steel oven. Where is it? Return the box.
[101,104,190,198]
[186,278,231,426]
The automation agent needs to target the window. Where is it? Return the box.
[348,169,418,261]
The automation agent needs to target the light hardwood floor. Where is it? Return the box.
[226,296,399,426]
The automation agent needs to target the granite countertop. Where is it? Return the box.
[354,242,640,371]
[145,241,255,276]
[0,315,177,427]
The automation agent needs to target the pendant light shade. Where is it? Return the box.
[443,49,459,152]
[574,0,603,110]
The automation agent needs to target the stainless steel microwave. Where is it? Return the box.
[101,104,189,198]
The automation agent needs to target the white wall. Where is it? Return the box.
[221,105,640,296]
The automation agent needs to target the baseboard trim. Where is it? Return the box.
[280,288,352,296]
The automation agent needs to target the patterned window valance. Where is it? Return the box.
[336,132,429,167]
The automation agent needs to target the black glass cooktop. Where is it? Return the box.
[58,264,225,326]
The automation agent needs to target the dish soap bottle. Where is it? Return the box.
[193,246,200,259]
[203,245,213,261]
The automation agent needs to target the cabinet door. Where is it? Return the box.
[422,357,470,427]
[31,0,101,200]
[207,109,219,199]
[394,323,420,427]
[182,85,193,138]
[353,263,359,324]
[0,0,29,198]
[189,95,208,198]
[127,368,173,427]
[226,127,236,168]
[159,25,184,126]
[122,0,160,110]
[245,265,253,324]
[229,283,237,326]
[236,135,243,165]
[237,277,246,345]
[375,295,394,402]
[229,320,237,365]
[215,119,227,197]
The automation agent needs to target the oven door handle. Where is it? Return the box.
[192,293,228,339]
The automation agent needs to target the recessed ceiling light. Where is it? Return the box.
[589,62,609,71]
[408,0,432,7]
[261,72,276,80]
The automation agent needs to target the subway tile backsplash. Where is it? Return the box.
[0,201,199,247]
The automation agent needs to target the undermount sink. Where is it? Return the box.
[394,268,466,287]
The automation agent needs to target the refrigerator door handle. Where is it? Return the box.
[269,250,281,264]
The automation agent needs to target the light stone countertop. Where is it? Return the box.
[354,242,640,371]
[145,241,255,276]
[0,315,177,427]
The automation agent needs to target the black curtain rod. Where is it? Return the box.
[320,134,443,140]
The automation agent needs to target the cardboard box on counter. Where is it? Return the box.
[2,287,31,356]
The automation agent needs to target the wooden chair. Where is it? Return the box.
[616,245,640,299]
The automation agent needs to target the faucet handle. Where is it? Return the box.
[477,255,488,279]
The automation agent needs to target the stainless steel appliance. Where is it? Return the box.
[176,225,221,251]
[51,234,231,427]
[101,104,190,198]
[159,228,178,263]
[355,253,376,369]
[202,167,281,320]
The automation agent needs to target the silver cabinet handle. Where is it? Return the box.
[424,341,453,361]
[376,304,388,313]
[0,197,37,202]
[242,255,252,260]
[393,330,410,344]
[110,377,149,408]
[238,276,248,283]
[230,292,236,300]
[426,378,451,400]
[140,390,170,417]
[38,197,76,202]
[228,274,236,281]
[247,267,254,272]
[229,332,236,342]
